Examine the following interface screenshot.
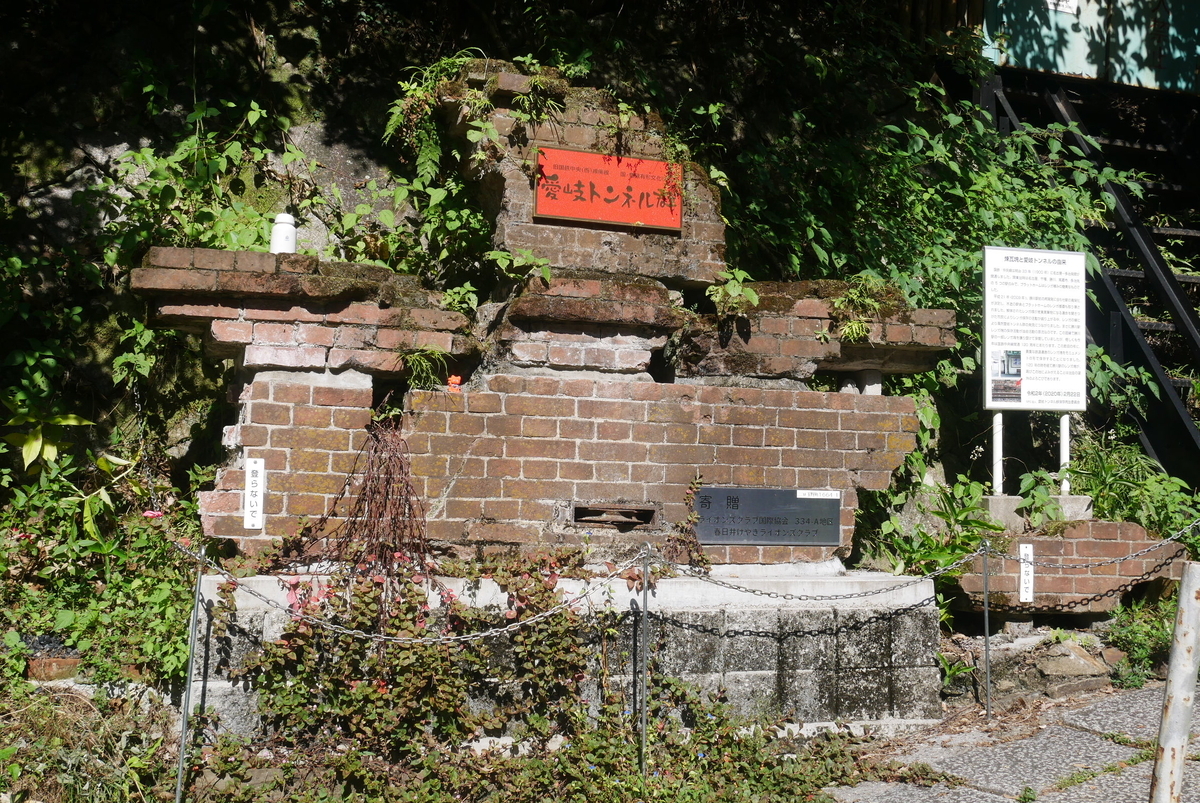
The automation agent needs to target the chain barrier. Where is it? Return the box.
[990,518,1199,570]
[172,516,1199,647]
[170,541,645,646]
[659,547,985,602]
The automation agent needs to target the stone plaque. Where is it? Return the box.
[696,487,841,546]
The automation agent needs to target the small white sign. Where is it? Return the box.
[795,490,842,500]
[1019,543,1035,603]
[1046,0,1079,13]
[244,457,266,531]
[984,246,1088,412]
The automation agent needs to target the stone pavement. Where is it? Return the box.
[826,683,1200,802]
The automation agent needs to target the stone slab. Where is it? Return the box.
[925,725,1137,797]
[1036,759,1200,802]
[828,781,1010,802]
[1061,684,1200,739]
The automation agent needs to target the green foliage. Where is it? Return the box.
[1066,430,1200,541]
[1016,469,1065,528]
[0,455,199,683]
[400,346,450,390]
[1086,345,1158,425]
[441,282,480,315]
[871,475,1003,577]
[1107,597,1175,688]
[705,268,759,316]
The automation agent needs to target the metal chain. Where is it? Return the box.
[172,542,645,646]
[658,547,986,602]
[987,518,1198,570]
[176,517,1198,644]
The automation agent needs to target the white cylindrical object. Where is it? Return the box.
[859,369,883,396]
[1150,561,1200,803]
[1059,413,1071,495]
[992,411,1004,495]
[269,213,297,254]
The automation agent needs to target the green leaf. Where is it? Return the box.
[54,609,76,630]
[20,427,42,469]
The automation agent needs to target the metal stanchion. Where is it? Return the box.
[174,557,205,803]
[638,546,650,778]
[982,539,992,720]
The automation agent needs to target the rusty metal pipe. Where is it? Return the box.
[1150,560,1200,803]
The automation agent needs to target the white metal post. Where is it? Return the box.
[1059,413,1071,495]
[992,412,1004,495]
[1150,561,1200,803]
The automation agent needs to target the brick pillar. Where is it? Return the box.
[199,369,374,554]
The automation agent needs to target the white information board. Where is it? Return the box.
[983,246,1087,411]
[244,457,266,530]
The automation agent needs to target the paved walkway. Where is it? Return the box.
[827,684,1200,802]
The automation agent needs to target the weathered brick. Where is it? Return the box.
[271,427,351,451]
[597,421,632,440]
[244,345,327,369]
[521,417,558,438]
[648,444,716,465]
[523,459,559,480]
[506,439,576,460]
[272,472,349,495]
[408,308,469,331]
[210,320,254,344]
[577,398,646,421]
[731,466,767,486]
[146,246,195,269]
[293,405,332,428]
[132,267,218,292]
[288,494,332,516]
[291,449,332,473]
[327,349,404,373]
[244,303,326,323]
[312,386,373,408]
[253,322,297,345]
[234,251,277,273]
[272,383,313,404]
[249,402,291,425]
[326,303,409,327]
[578,441,648,463]
[237,425,270,447]
[722,446,780,467]
[732,428,765,447]
[297,324,337,347]
[505,395,576,417]
[504,478,575,500]
[332,408,373,429]
[277,253,319,274]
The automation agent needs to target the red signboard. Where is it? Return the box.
[534,147,683,231]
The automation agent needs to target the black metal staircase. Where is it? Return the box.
[983,71,1200,489]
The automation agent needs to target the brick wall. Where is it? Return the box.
[199,371,375,553]
[404,374,918,562]
[957,521,1185,613]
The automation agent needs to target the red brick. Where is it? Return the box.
[277,253,319,274]
[253,323,296,345]
[728,546,761,564]
[594,462,630,482]
[648,444,716,465]
[198,490,241,515]
[732,428,765,447]
[504,479,574,500]
[291,450,332,472]
[408,308,469,331]
[699,425,731,445]
[731,466,767,486]
[630,463,663,483]
[597,421,632,440]
[244,303,326,323]
[293,405,332,428]
[297,324,337,347]
[663,424,698,444]
[577,398,646,421]
[331,326,373,349]
[631,423,666,443]
[330,452,361,474]
[1075,540,1127,558]
[132,267,217,292]
[505,396,576,417]
[288,494,332,517]
[313,386,373,408]
[238,425,269,447]
[777,409,839,430]
[559,418,595,439]
[244,345,327,369]
[507,439,576,460]
[328,349,405,373]
[763,429,795,448]
[271,427,351,451]
[333,408,373,429]
[579,441,648,462]
[325,303,408,326]
[146,246,196,269]
[486,417,522,437]
[840,412,900,432]
[521,417,558,438]
[523,460,559,480]
[250,402,291,425]
[235,251,277,273]
[487,375,525,394]
[273,383,314,404]
[211,320,253,343]
[465,393,502,414]
[786,449,844,469]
